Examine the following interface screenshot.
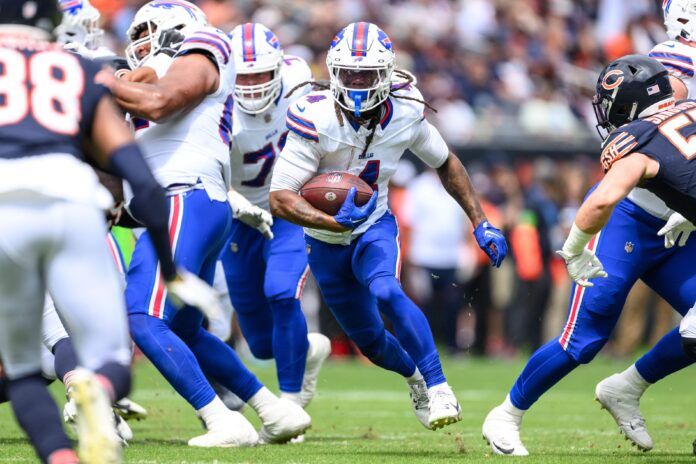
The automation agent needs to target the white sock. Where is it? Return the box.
[281,391,303,407]
[406,368,424,385]
[196,396,229,429]
[620,365,650,394]
[502,394,525,418]
[247,387,279,421]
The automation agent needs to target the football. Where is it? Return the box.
[299,172,374,215]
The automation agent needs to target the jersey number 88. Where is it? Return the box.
[0,49,84,135]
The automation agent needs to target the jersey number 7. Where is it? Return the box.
[0,49,83,135]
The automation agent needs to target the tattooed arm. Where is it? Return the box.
[269,190,348,232]
[436,152,487,226]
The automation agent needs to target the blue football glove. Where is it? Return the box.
[334,187,378,230]
[474,220,508,268]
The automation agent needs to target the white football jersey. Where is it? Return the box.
[270,84,449,245]
[230,55,312,210]
[131,26,235,201]
[621,40,696,220]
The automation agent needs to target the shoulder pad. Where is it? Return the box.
[286,91,332,142]
[281,55,313,95]
[600,120,656,172]
[389,82,427,123]
[176,26,232,67]
[649,41,695,78]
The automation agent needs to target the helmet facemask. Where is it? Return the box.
[55,2,103,50]
[329,64,393,118]
[235,65,282,114]
[126,21,162,69]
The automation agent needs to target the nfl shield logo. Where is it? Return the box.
[624,242,634,253]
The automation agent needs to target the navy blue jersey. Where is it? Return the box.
[0,36,109,160]
[601,100,696,223]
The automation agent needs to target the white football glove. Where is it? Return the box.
[166,269,223,322]
[227,190,274,240]
[556,248,608,288]
[657,212,695,248]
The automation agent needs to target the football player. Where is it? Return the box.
[269,22,508,431]
[0,0,218,462]
[221,22,331,411]
[100,0,310,446]
[482,3,696,455]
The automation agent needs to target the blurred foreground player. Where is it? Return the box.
[483,54,696,456]
[102,0,310,446]
[223,22,331,410]
[270,22,507,431]
[0,0,220,462]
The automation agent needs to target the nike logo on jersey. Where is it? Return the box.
[296,105,306,112]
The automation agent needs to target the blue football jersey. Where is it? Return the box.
[601,100,696,223]
[0,36,108,160]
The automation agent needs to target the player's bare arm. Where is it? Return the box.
[100,53,219,123]
[574,153,659,234]
[436,152,487,226]
[269,190,349,232]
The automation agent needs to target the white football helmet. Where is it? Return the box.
[125,0,208,69]
[55,0,103,50]
[326,22,395,117]
[230,22,284,114]
[664,0,696,41]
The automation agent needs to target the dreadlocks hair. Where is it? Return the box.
[284,69,437,157]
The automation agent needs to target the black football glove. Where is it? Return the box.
[158,28,186,57]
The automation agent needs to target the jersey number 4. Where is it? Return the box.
[242,131,288,187]
[660,107,696,159]
[0,49,84,135]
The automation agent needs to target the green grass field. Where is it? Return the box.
[1,355,694,463]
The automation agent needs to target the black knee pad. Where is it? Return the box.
[681,336,696,360]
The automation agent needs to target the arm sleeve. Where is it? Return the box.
[270,133,321,193]
[409,119,450,169]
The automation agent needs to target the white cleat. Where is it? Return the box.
[595,374,653,451]
[258,398,312,444]
[69,369,122,464]
[188,410,258,448]
[427,384,461,430]
[482,405,529,456]
[407,377,430,429]
[65,396,132,445]
[114,414,133,444]
[300,333,331,408]
[113,398,148,421]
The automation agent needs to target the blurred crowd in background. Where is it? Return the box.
[98,0,678,358]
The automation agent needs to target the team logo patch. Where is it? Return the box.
[230,242,239,253]
[624,242,634,253]
[601,69,625,91]
[325,191,337,201]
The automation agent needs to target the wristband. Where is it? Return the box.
[562,223,594,256]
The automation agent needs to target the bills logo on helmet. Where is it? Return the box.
[601,69,624,90]
[149,0,198,19]
[265,30,280,50]
[59,0,84,15]
[330,28,345,49]
[377,29,392,52]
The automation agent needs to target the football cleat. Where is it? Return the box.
[258,398,312,444]
[300,333,331,408]
[407,377,430,429]
[113,397,148,421]
[595,374,653,451]
[427,384,461,430]
[188,410,258,448]
[482,404,529,456]
[69,369,122,463]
